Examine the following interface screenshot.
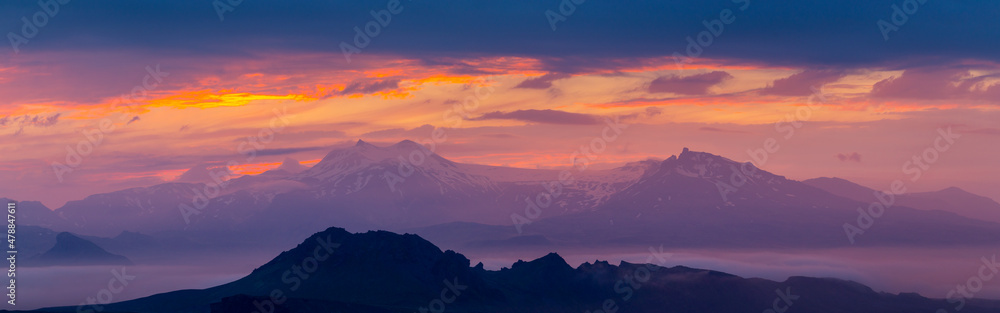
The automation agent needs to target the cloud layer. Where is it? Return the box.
[3,0,1000,69]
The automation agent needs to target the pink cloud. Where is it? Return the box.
[836,152,862,163]
[870,67,1000,103]
[699,126,748,134]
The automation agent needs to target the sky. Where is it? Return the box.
[0,0,998,208]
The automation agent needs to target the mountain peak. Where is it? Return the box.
[656,148,745,175]
[604,148,857,211]
[56,231,80,242]
[939,186,968,194]
[277,157,307,174]
[538,252,567,263]
[260,226,447,269]
[510,252,573,273]
[675,147,722,162]
[807,177,855,184]
[175,163,232,183]
[31,232,133,266]
[391,139,425,151]
[297,139,483,193]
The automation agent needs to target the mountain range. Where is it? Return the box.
[37,227,1000,313]
[13,140,657,245]
[414,148,1000,249]
[804,177,1000,223]
[10,140,1000,253]
[11,140,1000,311]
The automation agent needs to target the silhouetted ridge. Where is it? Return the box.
[509,252,573,274]
[503,252,579,294]
[43,228,1000,313]
[30,232,132,266]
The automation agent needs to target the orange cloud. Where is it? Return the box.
[229,161,283,176]
[145,90,316,109]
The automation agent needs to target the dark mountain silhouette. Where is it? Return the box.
[40,227,1000,313]
[804,177,1000,223]
[28,232,132,267]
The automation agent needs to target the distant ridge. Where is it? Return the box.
[28,232,132,267]
[804,177,1000,223]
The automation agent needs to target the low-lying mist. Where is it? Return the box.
[19,245,1000,310]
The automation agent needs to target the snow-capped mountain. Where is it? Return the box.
[605,148,859,211]
[446,148,1000,249]
[18,143,1000,250]
[23,140,657,240]
[294,140,500,197]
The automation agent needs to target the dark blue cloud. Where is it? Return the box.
[1,0,998,70]
[338,79,401,95]
[760,70,848,96]
[515,73,571,89]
